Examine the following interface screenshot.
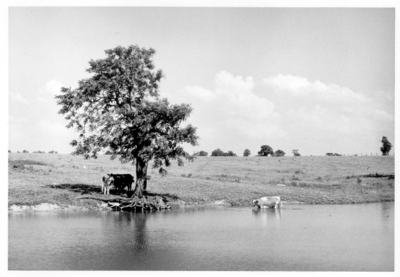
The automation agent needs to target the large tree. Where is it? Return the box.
[258,145,274,156]
[56,45,198,197]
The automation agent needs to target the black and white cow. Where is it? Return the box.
[252,196,282,209]
[102,173,134,195]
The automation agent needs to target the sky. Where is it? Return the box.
[8,5,395,156]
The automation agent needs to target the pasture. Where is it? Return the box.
[8,153,394,209]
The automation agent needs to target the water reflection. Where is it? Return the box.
[109,211,151,253]
[252,207,281,226]
[9,203,394,271]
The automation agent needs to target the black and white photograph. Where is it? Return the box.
[5,0,397,273]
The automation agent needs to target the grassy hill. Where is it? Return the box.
[8,153,394,209]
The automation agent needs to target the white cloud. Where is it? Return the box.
[263,74,310,92]
[162,72,393,155]
[263,74,367,104]
[182,71,284,140]
[44,80,64,95]
[9,91,28,104]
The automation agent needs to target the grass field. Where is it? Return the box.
[8,153,394,209]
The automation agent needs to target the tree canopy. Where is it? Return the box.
[56,45,198,197]
[380,136,392,156]
[211,149,237,156]
[258,145,274,156]
[243,149,251,157]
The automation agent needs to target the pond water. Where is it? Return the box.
[9,202,394,271]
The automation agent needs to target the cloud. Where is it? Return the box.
[44,80,64,95]
[161,71,286,154]
[161,72,393,155]
[9,91,29,104]
[263,74,367,104]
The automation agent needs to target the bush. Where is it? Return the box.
[274,149,285,157]
[292,149,301,156]
[211,149,237,156]
[197,151,208,156]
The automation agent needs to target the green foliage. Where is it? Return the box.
[243,149,251,157]
[258,145,273,156]
[55,45,198,177]
[196,151,208,156]
[22,150,29,153]
[380,136,392,156]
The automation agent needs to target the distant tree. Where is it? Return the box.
[226,150,237,157]
[197,151,208,156]
[326,153,333,156]
[274,149,285,157]
[258,145,274,156]
[380,136,392,156]
[17,151,20,153]
[49,150,57,154]
[292,149,301,156]
[22,150,29,153]
[243,149,251,157]
[104,150,113,155]
[55,45,198,197]
[211,148,224,156]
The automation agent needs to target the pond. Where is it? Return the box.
[9,202,394,271]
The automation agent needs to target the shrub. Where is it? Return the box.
[274,149,285,157]
[197,151,208,156]
[211,149,237,157]
[292,149,301,156]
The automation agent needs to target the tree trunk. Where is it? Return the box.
[133,157,148,198]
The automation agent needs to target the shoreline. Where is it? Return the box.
[8,198,394,213]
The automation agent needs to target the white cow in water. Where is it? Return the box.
[252,196,282,209]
